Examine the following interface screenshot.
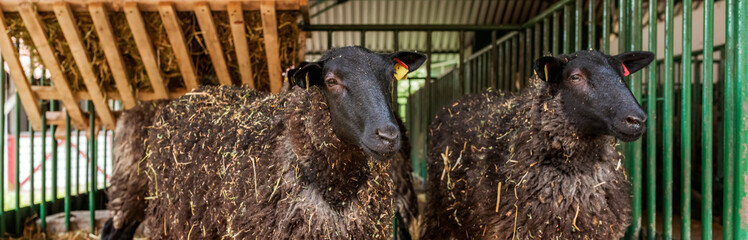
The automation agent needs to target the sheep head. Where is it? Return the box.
[533,50,654,142]
[291,46,426,160]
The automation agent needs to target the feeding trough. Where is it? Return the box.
[0,0,309,134]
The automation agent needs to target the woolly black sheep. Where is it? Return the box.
[421,50,655,239]
[102,46,425,240]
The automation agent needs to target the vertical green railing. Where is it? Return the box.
[680,1,693,239]
[646,0,658,239]
[701,1,714,239]
[0,54,5,236]
[663,0,675,238]
[734,0,748,238]
[723,0,737,239]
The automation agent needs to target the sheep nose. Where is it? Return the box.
[375,126,400,143]
[624,115,646,127]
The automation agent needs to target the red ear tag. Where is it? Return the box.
[622,63,630,77]
[394,58,409,70]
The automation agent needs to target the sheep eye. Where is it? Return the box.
[326,79,337,86]
[569,74,582,81]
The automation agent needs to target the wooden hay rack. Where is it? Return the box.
[0,0,309,135]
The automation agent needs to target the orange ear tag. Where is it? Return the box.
[393,58,409,80]
[543,64,549,82]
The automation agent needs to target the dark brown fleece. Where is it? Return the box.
[141,85,399,239]
[421,77,631,240]
[107,100,168,229]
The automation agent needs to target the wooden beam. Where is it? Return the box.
[89,2,137,109]
[33,86,190,101]
[299,0,309,25]
[18,2,87,129]
[124,2,169,99]
[260,1,282,93]
[0,8,43,130]
[159,2,199,90]
[54,2,116,130]
[228,1,255,88]
[0,1,303,12]
[194,2,232,86]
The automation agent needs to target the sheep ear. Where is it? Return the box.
[613,51,655,75]
[385,51,427,72]
[533,56,564,83]
[291,62,324,90]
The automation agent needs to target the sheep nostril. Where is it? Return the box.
[624,115,644,127]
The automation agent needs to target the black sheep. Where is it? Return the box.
[421,50,654,239]
[102,46,425,239]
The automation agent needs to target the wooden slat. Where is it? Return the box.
[124,2,169,99]
[89,2,137,109]
[159,2,199,90]
[54,2,116,130]
[194,2,232,86]
[260,1,282,93]
[0,8,43,130]
[0,1,303,12]
[299,0,309,25]
[18,2,87,129]
[228,1,255,88]
[33,86,189,101]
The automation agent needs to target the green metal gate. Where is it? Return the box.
[402,0,748,239]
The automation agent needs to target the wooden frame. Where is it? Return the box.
[54,2,116,129]
[159,2,199,90]
[1,0,307,129]
[228,1,255,87]
[89,2,137,109]
[195,2,233,86]
[0,8,43,130]
[261,0,282,93]
[18,2,87,129]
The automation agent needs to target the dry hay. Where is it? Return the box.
[3,10,301,92]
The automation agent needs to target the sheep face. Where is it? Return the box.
[533,50,654,142]
[292,46,426,160]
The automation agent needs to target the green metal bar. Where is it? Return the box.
[522,0,574,27]
[51,101,58,202]
[524,29,530,89]
[13,92,20,235]
[602,0,610,53]
[734,0,748,237]
[646,0,658,238]
[701,0,714,239]
[575,0,582,51]
[680,1,692,239]
[490,31,497,89]
[618,0,626,53]
[626,0,643,239]
[392,31,399,111]
[663,0,675,238]
[534,22,540,58]
[301,24,523,31]
[723,0,737,239]
[37,65,44,231]
[511,36,518,91]
[28,67,34,211]
[588,0,595,50]
[505,40,510,91]
[76,129,80,194]
[543,18,550,54]
[563,3,571,53]
[0,53,6,235]
[89,101,96,232]
[459,31,464,95]
[64,113,71,231]
[553,12,560,55]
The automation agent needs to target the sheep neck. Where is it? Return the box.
[284,88,388,209]
[508,78,620,174]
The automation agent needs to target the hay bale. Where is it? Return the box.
[3,10,301,92]
[143,85,395,239]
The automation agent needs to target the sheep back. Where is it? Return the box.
[144,85,396,239]
[422,78,632,240]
